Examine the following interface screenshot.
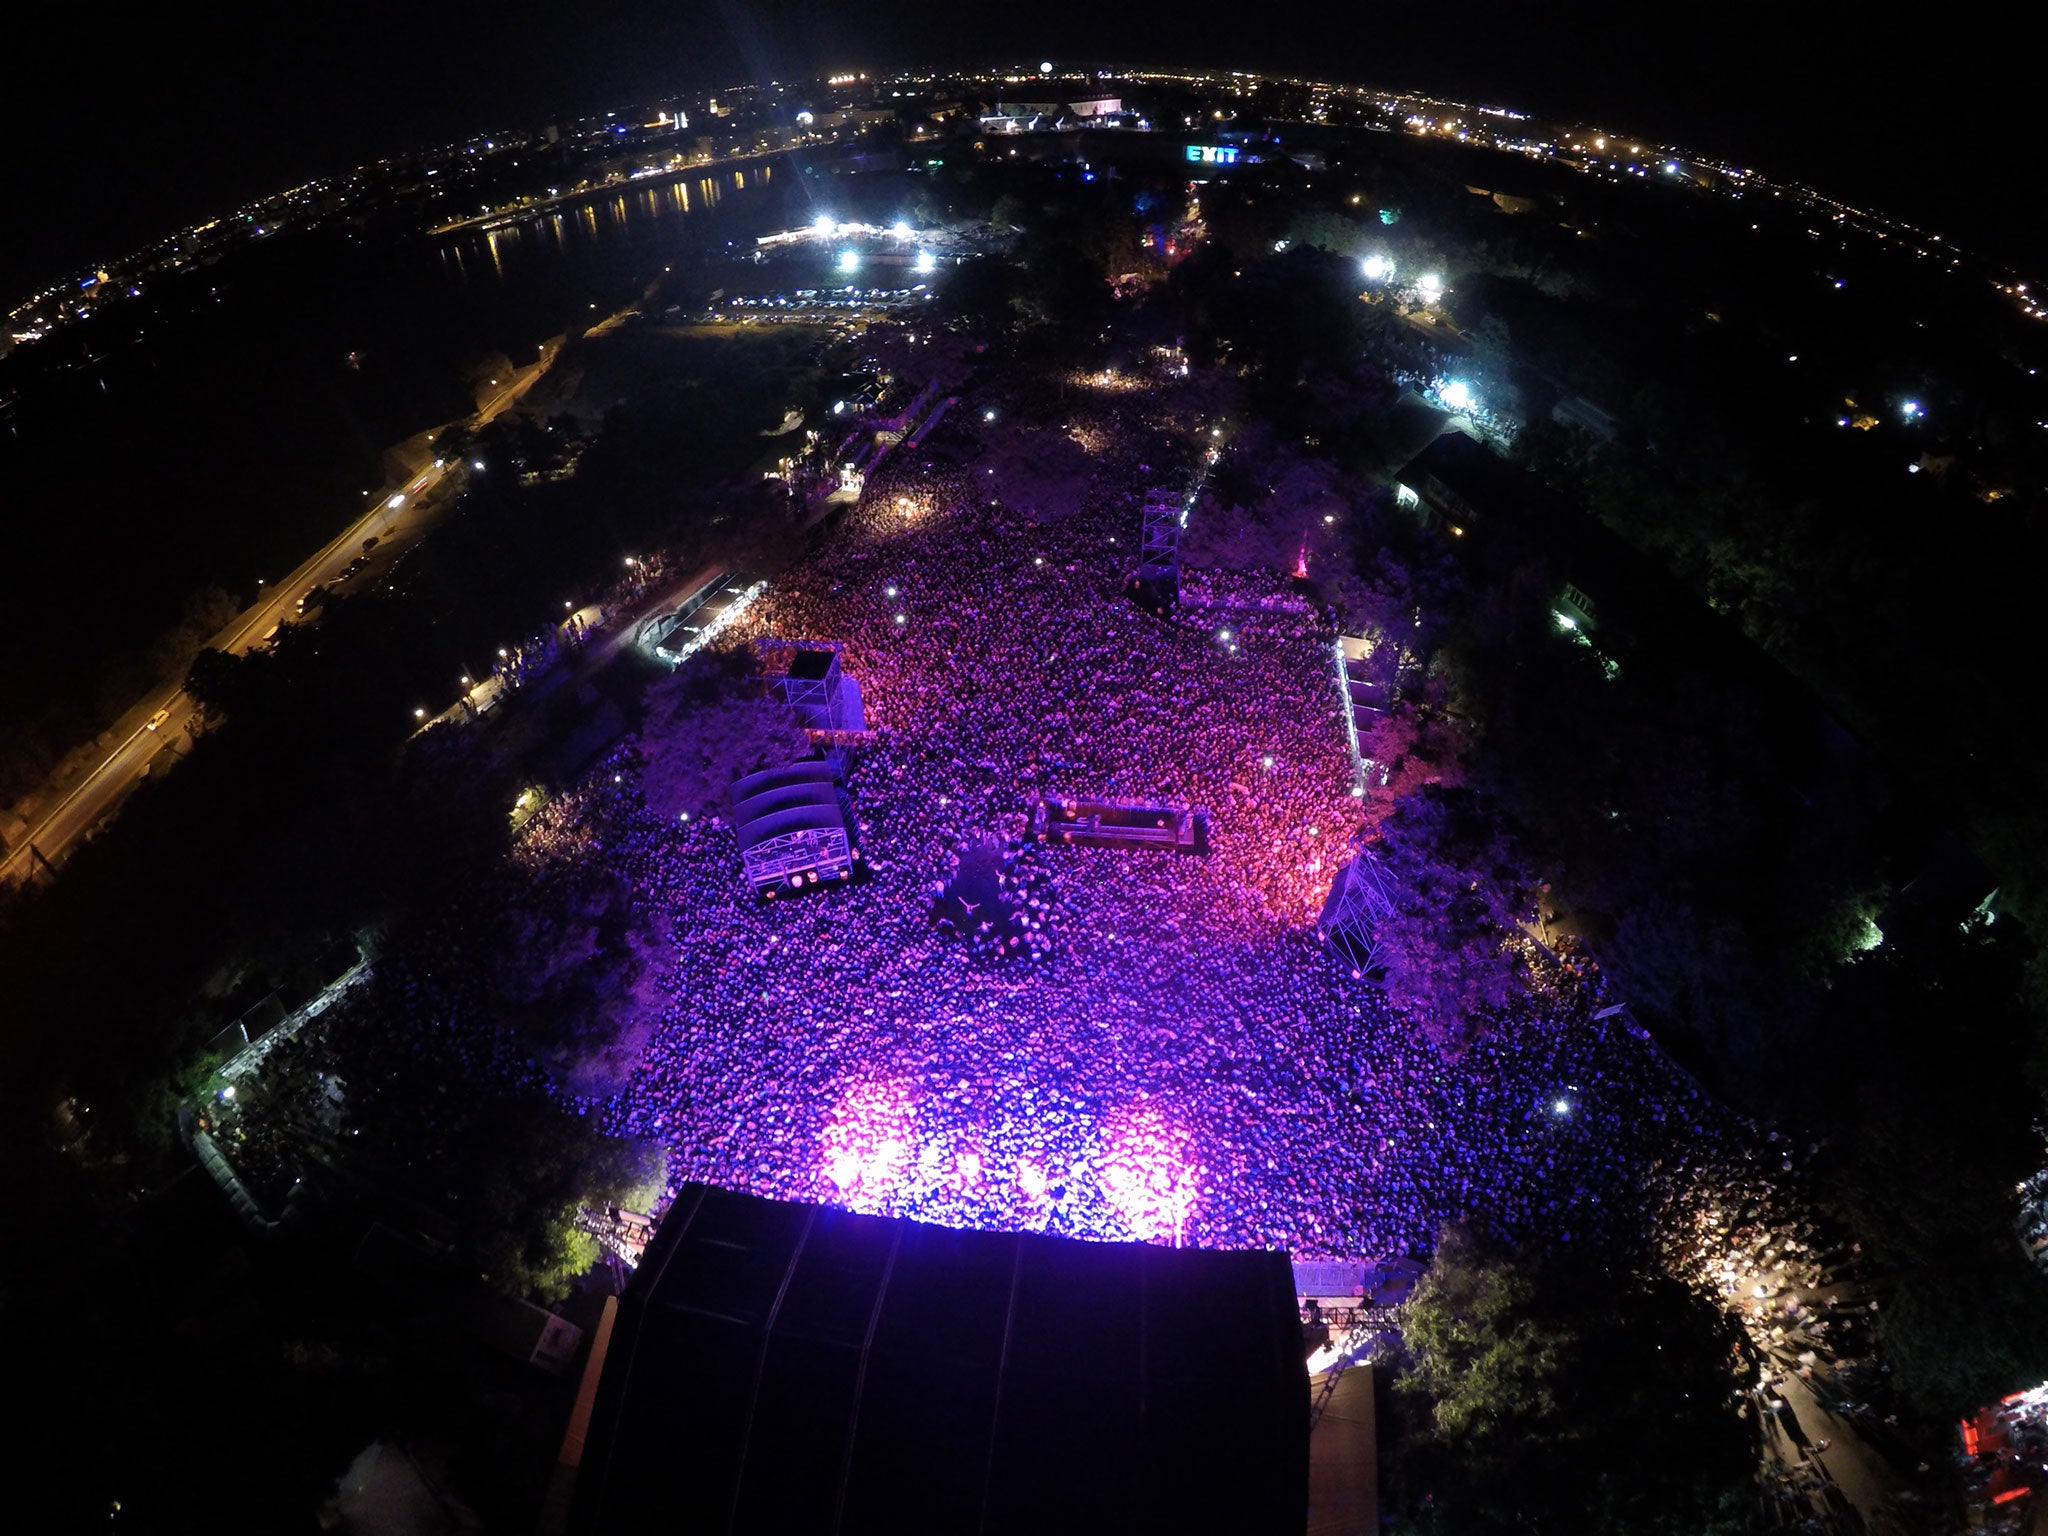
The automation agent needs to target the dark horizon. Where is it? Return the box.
[3,1,2034,308]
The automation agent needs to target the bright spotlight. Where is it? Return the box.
[837,249,860,273]
[812,213,835,235]
[914,249,936,274]
[1360,253,1393,282]
[1901,399,1922,420]
[891,220,913,239]
[1418,273,1444,302]
[1440,381,1475,412]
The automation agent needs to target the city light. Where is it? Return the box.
[914,249,936,274]
[1902,399,1923,420]
[1360,253,1394,283]
[890,220,912,239]
[837,249,860,273]
[1417,273,1445,304]
[1440,381,1476,412]
[812,213,835,235]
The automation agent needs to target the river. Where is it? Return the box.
[0,158,816,781]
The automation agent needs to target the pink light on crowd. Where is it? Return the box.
[1098,1106,1200,1245]
[1016,1157,1049,1201]
[821,1081,917,1209]
[956,1146,985,1190]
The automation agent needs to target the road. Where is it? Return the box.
[0,357,553,885]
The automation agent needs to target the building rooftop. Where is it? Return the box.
[570,1183,1308,1535]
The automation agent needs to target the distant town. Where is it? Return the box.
[9,64,2042,359]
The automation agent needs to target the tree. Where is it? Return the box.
[185,645,258,716]
[637,663,810,825]
[1389,1226,1753,1536]
[1357,703,1470,834]
[1371,786,1537,1053]
[1399,1225,1572,1441]
[1811,930,2048,1413]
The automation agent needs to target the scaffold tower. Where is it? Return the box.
[1139,490,1185,586]
[1317,850,1401,973]
[756,639,866,732]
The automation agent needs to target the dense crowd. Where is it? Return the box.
[528,374,1778,1260]
[216,363,1784,1278]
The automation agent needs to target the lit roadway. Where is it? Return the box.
[0,363,550,886]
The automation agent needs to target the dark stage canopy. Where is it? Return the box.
[570,1183,1308,1535]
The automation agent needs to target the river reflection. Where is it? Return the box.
[438,163,776,288]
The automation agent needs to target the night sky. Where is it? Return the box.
[3,0,2031,303]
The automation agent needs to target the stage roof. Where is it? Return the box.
[731,762,846,852]
[570,1184,1308,1536]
